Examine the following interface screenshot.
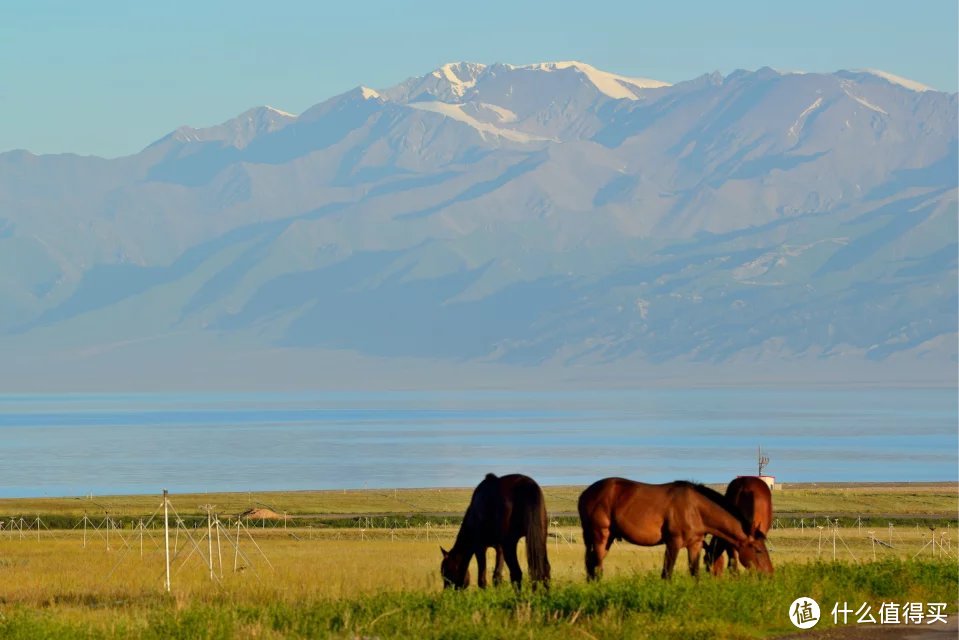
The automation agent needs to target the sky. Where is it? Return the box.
[2,0,956,158]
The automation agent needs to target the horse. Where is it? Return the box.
[577,477,773,580]
[704,476,773,576]
[440,473,551,589]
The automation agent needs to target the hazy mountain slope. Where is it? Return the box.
[1,62,955,378]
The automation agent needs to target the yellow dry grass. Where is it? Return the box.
[1,520,954,609]
[0,482,955,520]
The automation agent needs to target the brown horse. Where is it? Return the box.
[577,478,773,579]
[704,476,773,576]
[440,473,551,589]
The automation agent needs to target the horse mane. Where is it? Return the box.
[680,481,751,532]
[460,474,500,532]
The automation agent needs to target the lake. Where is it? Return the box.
[1,388,955,497]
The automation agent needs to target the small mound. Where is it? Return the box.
[239,507,288,520]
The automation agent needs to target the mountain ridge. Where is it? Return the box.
[1,61,955,386]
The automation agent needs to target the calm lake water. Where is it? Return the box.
[1,389,955,497]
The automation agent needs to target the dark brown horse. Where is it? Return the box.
[440,473,551,589]
[704,476,773,576]
[577,478,773,579]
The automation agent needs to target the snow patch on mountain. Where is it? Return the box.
[732,239,848,281]
[264,105,297,118]
[471,102,518,123]
[788,97,823,137]
[405,101,551,143]
[859,68,933,92]
[516,61,670,98]
[433,62,487,97]
[843,88,889,115]
[381,60,669,106]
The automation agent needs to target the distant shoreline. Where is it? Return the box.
[5,481,955,502]
[1,480,957,501]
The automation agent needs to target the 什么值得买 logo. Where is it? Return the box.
[789,597,821,629]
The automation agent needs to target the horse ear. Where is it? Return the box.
[754,530,767,541]
[440,546,448,557]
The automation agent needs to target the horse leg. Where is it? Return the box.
[492,546,505,586]
[661,538,681,580]
[728,547,739,573]
[476,547,488,588]
[503,539,523,588]
[584,526,611,580]
[687,536,704,578]
[712,542,727,577]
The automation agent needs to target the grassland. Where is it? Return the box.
[0,483,956,639]
[1,481,955,520]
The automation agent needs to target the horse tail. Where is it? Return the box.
[577,491,589,541]
[740,491,757,536]
[525,484,551,586]
[762,497,774,535]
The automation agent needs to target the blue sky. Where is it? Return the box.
[2,0,956,157]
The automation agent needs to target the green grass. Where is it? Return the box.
[1,561,954,639]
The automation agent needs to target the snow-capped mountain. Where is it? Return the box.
[0,61,955,386]
[383,60,668,104]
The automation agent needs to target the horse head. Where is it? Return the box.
[439,546,471,589]
[735,531,773,574]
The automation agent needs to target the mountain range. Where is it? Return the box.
[1,61,956,388]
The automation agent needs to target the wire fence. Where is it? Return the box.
[2,493,955,591]
[4,515,954,562]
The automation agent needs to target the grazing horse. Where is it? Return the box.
[577,477,773,580]
[704,476,773,576]
[440,473,551,589]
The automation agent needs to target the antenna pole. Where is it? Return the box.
[757,446,769,476]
